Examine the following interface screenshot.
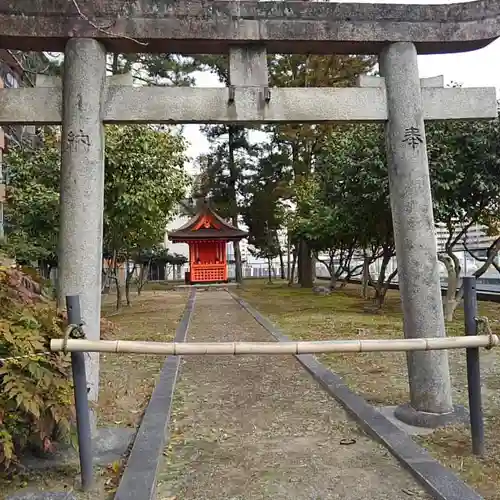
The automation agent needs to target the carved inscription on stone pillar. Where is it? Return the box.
[64,129,91,153]
[402,126,423,150]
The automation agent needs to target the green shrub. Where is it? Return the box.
[0,266,74,469]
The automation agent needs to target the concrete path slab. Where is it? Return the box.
[156,290,430,499]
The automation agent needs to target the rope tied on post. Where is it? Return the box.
[62,322,86,354]
[475,316,497,350]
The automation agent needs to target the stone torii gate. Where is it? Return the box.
[0,0,498,427]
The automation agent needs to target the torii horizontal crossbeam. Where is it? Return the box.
[0,1,499,55]
[0,86,496,125]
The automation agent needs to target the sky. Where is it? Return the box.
[181,0,500,174]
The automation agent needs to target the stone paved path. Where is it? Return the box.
[156,290,430,499]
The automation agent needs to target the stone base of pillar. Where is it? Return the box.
[89,408,98,436]
[394,402,468,429]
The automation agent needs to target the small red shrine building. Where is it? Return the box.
[167,200,248,284]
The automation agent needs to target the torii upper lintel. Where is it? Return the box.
[0,0,499,55]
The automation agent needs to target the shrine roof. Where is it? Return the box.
[167,202,248,242]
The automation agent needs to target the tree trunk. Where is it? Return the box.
[297,243,303,284]
[444,288,458,321]
[125,262,135,306]
[125,279,131,306]
[137,265,143,295]
[289,247,298,285]
[228,125,243,283]
[101,268,111,294]
[165,265,172,281]
[233,239,243,283]
[136,261,150,295]
[111,53,119,74]
[317,256,337,289]
[298,239,314,288]
[365,250,395,309]
[311,253,317,282]
[110,251,123,310]
[50,266,58,292]
[362,254,370,298]
[267,257,272,284]
[286,234,291,280]
[438,254,460,321]
[329,271,337,290]
[278,245,285,280]
[373,251,391,298]
[374,267,397,309]
[115,277,122,310]
[375,289,386,309]
[46,264,53,282]
[38,261,48,279]
[158,264,166,281]
[444,279,459,321]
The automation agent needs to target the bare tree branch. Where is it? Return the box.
[71,0,148,47]
[464,236,500,278]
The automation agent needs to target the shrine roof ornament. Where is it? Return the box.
[168,200,248,242]
[0,0,499,55]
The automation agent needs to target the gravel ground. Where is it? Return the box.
[156,290,429,500]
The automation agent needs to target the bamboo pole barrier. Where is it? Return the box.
[50,334,499,355]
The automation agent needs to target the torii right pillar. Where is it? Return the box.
[380,42,464,427]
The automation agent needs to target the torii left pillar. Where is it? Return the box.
[58,38,106,430]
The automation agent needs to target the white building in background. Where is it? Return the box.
[226,238,249,263]
[313,222,500,282]
[164,212,190,260]
[435,222,498,255]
